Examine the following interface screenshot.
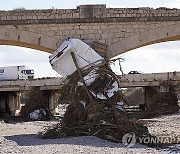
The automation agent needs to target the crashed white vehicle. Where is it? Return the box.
[49,38,103,78]
[49,38,124,109]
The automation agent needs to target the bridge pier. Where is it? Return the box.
[143,86,160,110]
[48,90,60,115]
[0,92,8,114]
[0,91,21,116]
[8,92,21,116]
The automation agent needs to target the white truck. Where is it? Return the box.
[49,38,103,78]
[0,65,34,80]
[49,38,123,103]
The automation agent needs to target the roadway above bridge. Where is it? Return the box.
[119,71,180,87]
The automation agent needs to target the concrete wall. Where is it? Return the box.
[0,72,179,91]
[121,72,180,82]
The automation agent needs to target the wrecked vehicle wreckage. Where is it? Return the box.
[39,38,154,145]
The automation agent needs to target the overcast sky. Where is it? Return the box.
[0,0,180,77]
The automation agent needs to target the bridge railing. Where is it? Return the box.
[0,72,179,91]
[119,72,180,82]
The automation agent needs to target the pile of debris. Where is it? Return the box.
[39,64,152,145]
[39,38,155,145]
[20,87,51,121]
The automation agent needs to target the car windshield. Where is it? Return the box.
[25,70,34,74]
[128,71,141,74]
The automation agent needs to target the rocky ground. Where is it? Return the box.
[0,111,180,154]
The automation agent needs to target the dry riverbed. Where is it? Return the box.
[0,112,180,154]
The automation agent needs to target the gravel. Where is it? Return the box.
[0,112,180,154]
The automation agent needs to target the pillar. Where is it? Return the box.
[143,86,160,111]
[0,97,6,113]
[8,92,21,116]
[49,90,60,115]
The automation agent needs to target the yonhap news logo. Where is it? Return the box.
[122,132,136,147]
[122,132,180,147]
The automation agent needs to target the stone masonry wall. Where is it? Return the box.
[1,21,179,46]
[0,5,180,56]
[0,5,180,23]
[13,21,180,45]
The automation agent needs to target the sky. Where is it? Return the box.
[1,0,180,10]
[0,0,180,78]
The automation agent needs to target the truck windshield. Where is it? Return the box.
[25,70,34,74]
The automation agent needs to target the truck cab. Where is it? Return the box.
[20,69,34,79]
[18,66,34,79]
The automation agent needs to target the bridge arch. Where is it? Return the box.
[108,23,180,59]
[0,28,60,53]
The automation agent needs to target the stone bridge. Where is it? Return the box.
[0,4,180,58]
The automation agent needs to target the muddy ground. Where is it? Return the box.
[0,111,179,154]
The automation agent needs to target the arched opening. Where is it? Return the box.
[111,41,180,74]
[0,27,60,54]
[0,45,60,116]
[110,40,180,109]
[0,45,60,78]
